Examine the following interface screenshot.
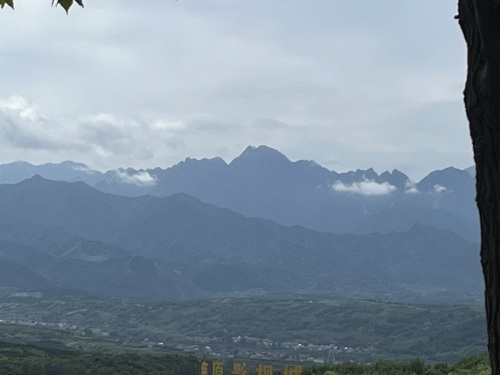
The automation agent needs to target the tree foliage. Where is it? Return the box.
[0,342,199,375]
[0,0,83,12]
[305,354,490,375]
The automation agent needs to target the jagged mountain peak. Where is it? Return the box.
[379,169,411,190]
[178,156,227,167]
[338,167,379,182]
[417,166,474,193]
[230,145,290,166]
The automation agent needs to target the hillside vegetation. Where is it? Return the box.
[0,341,198,375]
[0,295,486,363]
[305,354,490,375]
[0,341,490,375]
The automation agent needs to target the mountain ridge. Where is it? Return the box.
[0,146,479,242]
[0,176,483,303]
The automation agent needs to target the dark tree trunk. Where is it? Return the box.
[458,1,500,374]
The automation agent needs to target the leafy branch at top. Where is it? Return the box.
[0,0,84,12]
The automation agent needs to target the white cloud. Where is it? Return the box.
[115,169,157,187]
[433,184,448,193]
[331,180,397,196]
[405,180,420,195]
[0,96,42,121]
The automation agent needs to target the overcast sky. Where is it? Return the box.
[0,1,472,180]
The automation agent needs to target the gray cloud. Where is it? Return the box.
[0,96,77,151]
[0,1,473,179]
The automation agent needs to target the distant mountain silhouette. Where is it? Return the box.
[0,161,103,185]
[96,146,479,242]
[0,146,479,242]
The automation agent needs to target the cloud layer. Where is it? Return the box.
[0,1,473,179]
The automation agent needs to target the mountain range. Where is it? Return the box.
[0,160,483,302]
[0,146,479,243]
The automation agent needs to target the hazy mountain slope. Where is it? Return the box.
[0,175,152,241]
[0,177,482,302]
[417,167,477,220]
[0,258,50,290]
[355,200,479,241]
[0,161,102,185]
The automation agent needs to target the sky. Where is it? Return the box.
[0,1,472,181]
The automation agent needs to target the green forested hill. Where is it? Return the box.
[0,295,486,363]
[0,341,198,375]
